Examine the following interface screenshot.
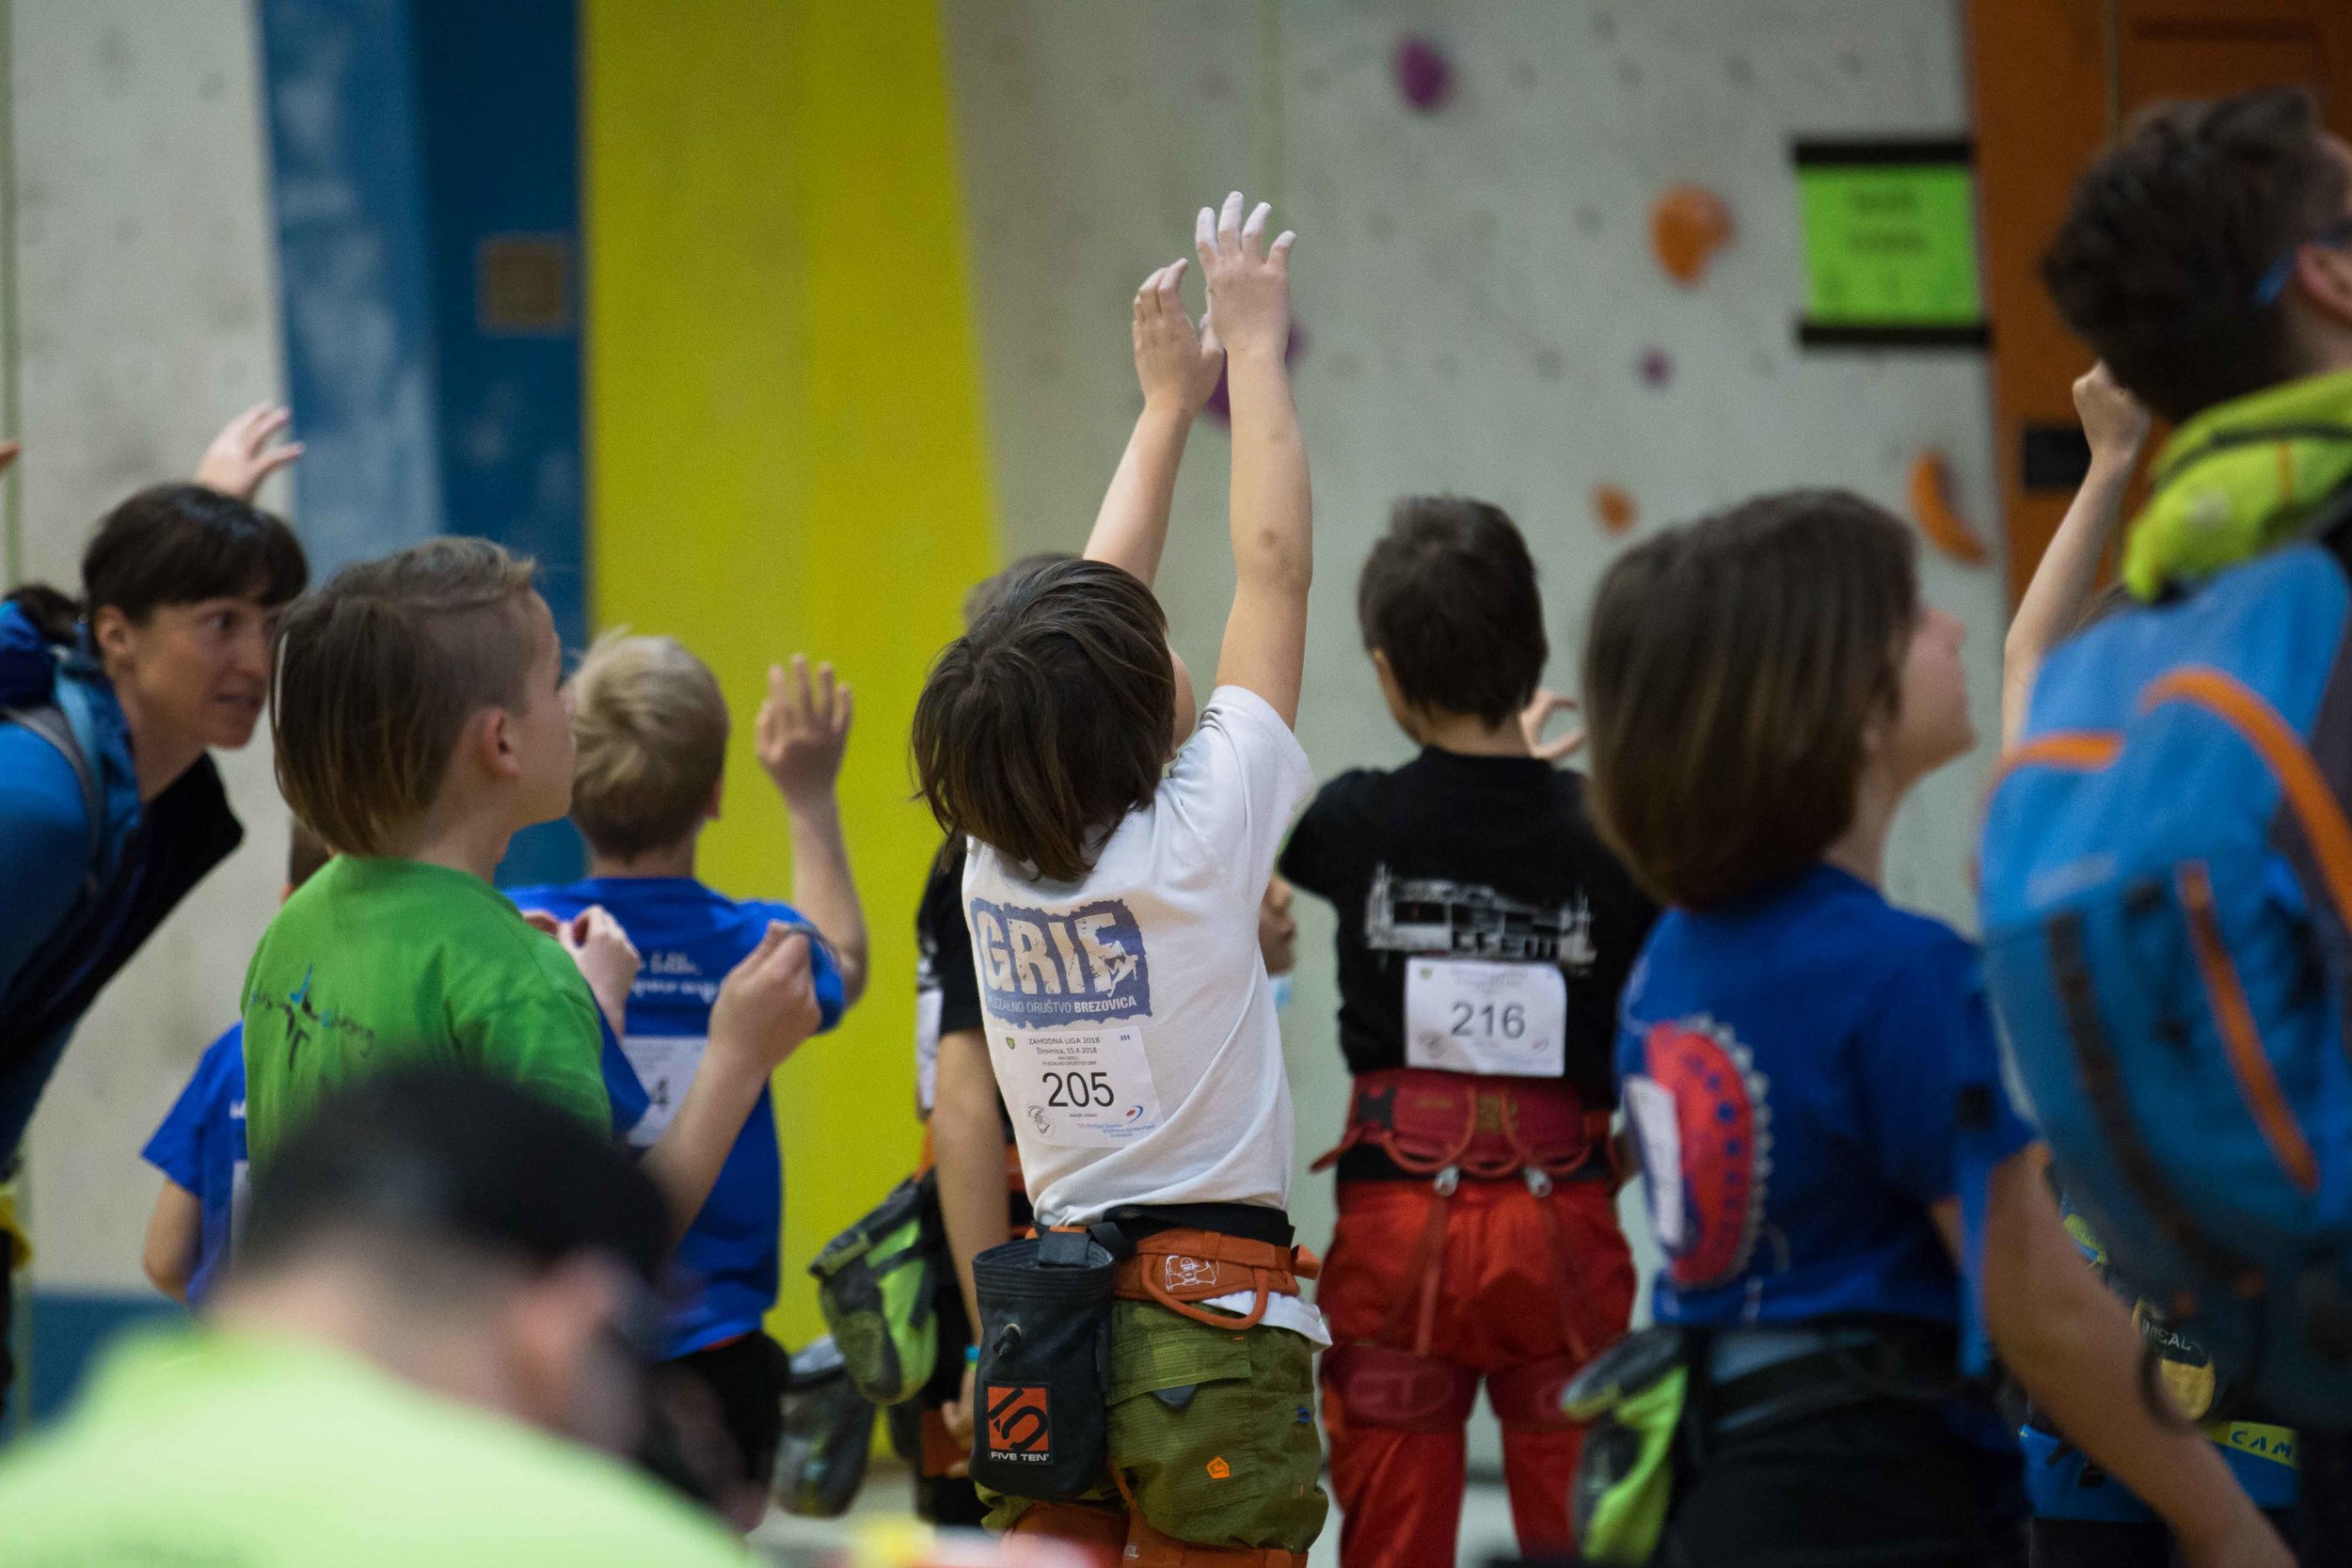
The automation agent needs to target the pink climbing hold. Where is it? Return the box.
[1393,35,1453,112]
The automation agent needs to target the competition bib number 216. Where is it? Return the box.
[1003,1024,1164,1148]
[1405,958,1567,1077]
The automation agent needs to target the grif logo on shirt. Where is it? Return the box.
[970,896,1151,1025]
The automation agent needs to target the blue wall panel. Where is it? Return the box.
[258,0,584,885]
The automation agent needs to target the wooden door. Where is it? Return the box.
[1968,0,2352,608]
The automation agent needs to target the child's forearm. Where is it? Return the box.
[1226,345,1311,594]
[1981,1155,2278,1557]
[1212,342,1312,723]
[643,1047,771,1245]
[141,1182,200,1302]
[931,1029,1012,1328]
[784,791,866,1006]
[2001,454,2135,747]
[1084,403,1196,588]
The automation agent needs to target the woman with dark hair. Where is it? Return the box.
[0,405,306,1398]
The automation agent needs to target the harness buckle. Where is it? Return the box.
[1433,1164,1461,1197]
[1523,1166,1554,1198]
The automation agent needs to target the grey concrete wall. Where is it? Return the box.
[10,0,292,1291]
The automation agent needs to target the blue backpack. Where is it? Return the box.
[1979,522,2352,1426]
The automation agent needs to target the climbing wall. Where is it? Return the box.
[946,0,2000,1486]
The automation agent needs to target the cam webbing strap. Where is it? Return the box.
[2047,910,2262,1311]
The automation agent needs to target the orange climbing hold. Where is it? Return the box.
[1649,185,1734,287]
[1907,451,1990,565]
[1593,483,1637,534]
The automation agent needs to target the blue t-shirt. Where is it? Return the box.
[141,1023,247,1306]
[1617,864,2037,1328]
[505,878,846,1358]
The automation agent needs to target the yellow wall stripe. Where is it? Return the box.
[582,0,1000,1349]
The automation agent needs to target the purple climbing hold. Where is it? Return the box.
[1393,35,1453,112]
[1638,346,1673,388]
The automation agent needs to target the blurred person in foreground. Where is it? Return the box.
[0,1069,749,1566]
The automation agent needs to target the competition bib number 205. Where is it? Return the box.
[1405,958,1568,1077]
[1002,1024,1163,1148]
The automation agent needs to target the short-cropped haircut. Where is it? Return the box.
[1359,497,1547,726]
[271,537,541,857]
[913,558,1173,885]
[2043,87,2349,422]
[1581,489,1917,911]
[567,630,730,859]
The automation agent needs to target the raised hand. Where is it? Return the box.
[1520,689,1586,763]
[194,404,304,501]
[709,922,822,1072]
[2073,362,2152,467]
[1194,191,1295,362]
[558,906,640,1033]
[755,655,853,807]
[1134,259,1223,415]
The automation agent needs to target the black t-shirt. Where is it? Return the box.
[1279,749,1657,1108]
[915,840,986,1117]
[916,839,983,1038]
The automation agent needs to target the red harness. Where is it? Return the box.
[1314,1068,1616,1361]
[1311,1067,1613,1187]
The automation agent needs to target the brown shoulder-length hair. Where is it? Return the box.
[912,558,1173,884]
[1581,489,1917,911]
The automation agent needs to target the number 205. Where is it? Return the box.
[1450,1002,1527,1039]
[1042,1069,1117,1109]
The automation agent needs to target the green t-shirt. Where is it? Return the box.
[0,1327,749,1565]
[242,857,611,1170]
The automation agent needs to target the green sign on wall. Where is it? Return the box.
[1793,139,1987,347]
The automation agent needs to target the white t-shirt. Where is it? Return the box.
[963,683,1315,1232]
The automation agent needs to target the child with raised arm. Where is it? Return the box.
[507,633,860,1528]
[924,255,1228,1509]
[2001,362,2153,745]
[244,539,822,1248]
[911,193,1323,1567]
[1999,370,2300,1564]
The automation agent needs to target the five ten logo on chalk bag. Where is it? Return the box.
[970,896,1152,1026]
[985,1384,1055,1462]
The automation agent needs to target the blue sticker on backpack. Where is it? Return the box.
[970,897,1152,1026]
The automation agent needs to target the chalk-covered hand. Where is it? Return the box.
[1194,191,1294,362]
[1134,259,1223,414]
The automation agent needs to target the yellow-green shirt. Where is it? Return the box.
[0,1327,748,1566]
[241,857,610,1170]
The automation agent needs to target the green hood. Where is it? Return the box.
[2122,367,2352,600]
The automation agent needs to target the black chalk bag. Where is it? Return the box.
[966,1229,1115,1501]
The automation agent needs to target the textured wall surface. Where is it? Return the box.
[946,0,1999,1486]
[13,0,291,1297]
